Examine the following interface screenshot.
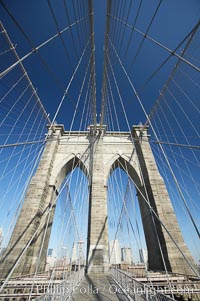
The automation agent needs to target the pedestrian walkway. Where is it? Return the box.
[70,274,129,301]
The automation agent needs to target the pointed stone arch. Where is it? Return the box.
[104,127,195,274]
[0,124,195,278]
[0,132,90,277]
[52,154,89,192]
[106,154,171,272]
[108,155,142,189]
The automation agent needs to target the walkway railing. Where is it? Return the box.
[35,267,85,300]
[110,268,175,301]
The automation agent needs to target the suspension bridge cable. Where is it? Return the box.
[166,87,199,138]
[0,44,16,56]
[0,6,87,78]
[47,0,72,66]
[151,112,200,218]
[114,0,126,51]
[0,18,90,121]
[0,83,31,129]
[117,0,133,55]
[159,92,200,166]
[69,54,92,132]
[138,20,200,93]
[52,84,93,266]
[122,0,143,59]
[171,77,200,113]
[104,82,144,267]
[63,0,79,59]
[123,159,175,290]
[105,30,199,275]
[105,86,115,131]
[144,23,200,127]
[129,0,164,70]
[108,0,117,44]
[47,36,91,134]
[151,143,200,204]
[151,92,200,213]
[28,157,88,299]
[1,143,91,289]
[154,141,200,250]
[108,163,161,288]
[79,74,92,131]
[58,145,95,248]
[0,102,46,210]
[112,1,124,48]
[1,134,199,151]
[151,142,200,258]
[0,73,25,104]
[80,0,90,48]
[107,35,200,239]
[109,16,200,74]
[153,140,200,150]
[0,22,93,272]
[178,65,200,90]
[0,147,45,250]
[116,159,199,278]
[71,0,84,49]
[77,0,90,49]
[0,90,38,179]
[106,70,120,131]
[88,0,97,127]
[100,0,111,127]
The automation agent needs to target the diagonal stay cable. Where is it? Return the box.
[47,0,72,66]
[0,139,93,291]
[114,0,126,50]
[63,0,78,59]
[1,1,94,123]
[0,73,25,104]
[129,0,164,70]
[100,0,112,127]
[71,0,84,49]
[47,36,91,133]
[117,0,134,56]
[116,159,199,278]
[109,15,200,74]
[145,24,200,126]
[138,20,200,92]
[107,18,200,127]
[69,53,92,133]
[0,22,51,123]
[108,35,200,240]
[89,0,97,127]
[0,1,88,78]
[111,0,124,48]
[122,0,143,59]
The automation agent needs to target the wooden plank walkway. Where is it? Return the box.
[70,274,130,301]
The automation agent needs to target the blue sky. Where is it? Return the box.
[0,0,199,127]
[0,0,199,267]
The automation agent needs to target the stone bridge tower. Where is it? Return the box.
[0,124,195,278]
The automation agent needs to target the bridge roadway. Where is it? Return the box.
[70,274,130,301]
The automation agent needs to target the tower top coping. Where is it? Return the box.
[46,123,149,136]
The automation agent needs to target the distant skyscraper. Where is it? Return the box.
[71,244,77,264]
[77,241,85,266]
[0,228,3,239]
[121,247,132,264]
[61,246,68,258]
[46,248,56,271]
[109,240,121,265]
[47,248,53,256]
[139,249,148,264]
[60,246,70,264]
[0,228,3,252]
